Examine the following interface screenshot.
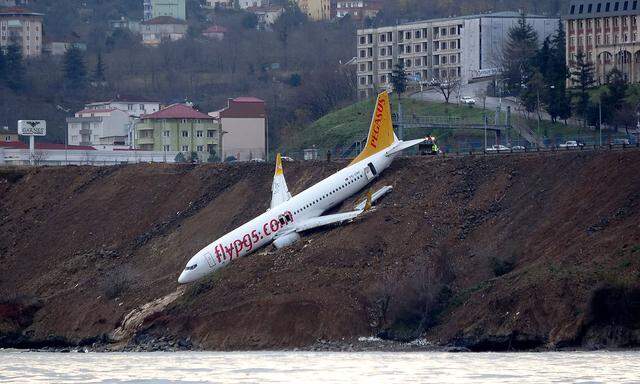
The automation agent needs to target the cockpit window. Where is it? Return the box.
[184,264,197,271]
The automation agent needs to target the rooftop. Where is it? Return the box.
[0,141,96,150]
[141,16,187,25]
[0,7,44,16]
[566,0,640,19]
[216,97,266,119]
[203,25,227,33]
[358,11,558,31]
[76,108,117,115]
[142,104,213,120]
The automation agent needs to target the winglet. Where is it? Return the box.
[274,153,284,176]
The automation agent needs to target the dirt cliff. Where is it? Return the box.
[1,151,639,351]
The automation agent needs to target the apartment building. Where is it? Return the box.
[143,0,186,21]
[141,16,187,46]
[356,12,558,98]
[209,97,267,161]
[0,7,43,57]
[67,108,131,147]
[135,104,220,161]
[566,0,640,84]
[297,0,333,21]
[336,0,382,21]
[84,98,162,118]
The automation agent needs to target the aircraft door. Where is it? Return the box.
[364,162,378,180]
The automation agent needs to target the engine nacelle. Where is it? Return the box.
[273,232,301,249]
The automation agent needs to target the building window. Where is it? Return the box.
[380,34,386,42]
[405,31,411,40]
[450,27,456,35]
[163,145,170,151]
[441,28,447,36]
[196,130,203,137]
[181,119,188,123]
[359,36,365,44]
[182,145,189,151]
[207,130,215,137]
[415,30,421,39]
[196,145,204,152]
[182,131,188,137]
[163,130,170,137]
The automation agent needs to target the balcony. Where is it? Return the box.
[136,137,155,145]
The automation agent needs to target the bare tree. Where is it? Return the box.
[434,69,461,104]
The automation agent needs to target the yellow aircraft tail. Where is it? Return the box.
[350,91,397,165]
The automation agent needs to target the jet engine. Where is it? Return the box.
[273,232,301,249]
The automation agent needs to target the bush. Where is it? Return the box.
[491,257,515,277]
[103,268,132,299]
[174,152,187,163]
[189,151,199,163]
[207,152,219,163]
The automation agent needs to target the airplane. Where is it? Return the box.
[178,91,428,283]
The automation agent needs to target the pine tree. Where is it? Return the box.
[4,42,25,92]
[93,52,106,83]
[64,45,87,90]
[545,21,572,122]
[570,51,595,127]
[390,62,407,96]
[0,48,6,84]
[601,68,627,126]
[502,12,539,95]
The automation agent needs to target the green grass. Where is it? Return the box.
[292,97,500,150]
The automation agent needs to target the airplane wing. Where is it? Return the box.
[271,153,292,209]
[294,210,364,232]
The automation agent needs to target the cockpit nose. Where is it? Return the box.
[178,270,189,284]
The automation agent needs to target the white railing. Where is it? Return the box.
[0,148,181,166]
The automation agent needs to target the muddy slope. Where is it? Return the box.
[1,152,639,350]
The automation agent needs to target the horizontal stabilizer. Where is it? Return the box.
[295,210,363,232]
[385,138,428,156]
[355,185,393,211]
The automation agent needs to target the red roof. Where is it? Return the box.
[141,16,187,25]
[203,25,227,34]
[233,97,265,103]
[0,141,96,150]
[0,7,43,16]
[142,104,213,120]
[219,97,266,119]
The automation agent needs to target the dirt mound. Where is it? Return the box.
[1,151,639,350]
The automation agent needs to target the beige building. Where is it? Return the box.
[297,0,333,21]
[209,97,267,161]
[566,0,640,84]
[2,126,19,142]
[0,7,43,57]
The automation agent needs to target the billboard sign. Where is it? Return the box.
[18,120,47,136]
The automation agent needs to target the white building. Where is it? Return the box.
[356,11,559,98]
[141,16,187,46]
[67,108,132,148]
[247,6,284,28]
[84,98,162,118]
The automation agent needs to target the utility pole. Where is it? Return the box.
[484,113,488,150]
[599,100,602,147]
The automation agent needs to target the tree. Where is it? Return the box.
[544,21,572,123]
[4,42,25,91]
[601,68,628,128]
[502,13,539,96]
[0,48,5,84]
[273,3,306,70]
[92,51,106,83]
[433,69,460,104]
[242,13,258,30]
[207,150,219,163]
[570,51,595,127]
[390,62,407,96]
[63,45,87,90]
[174,152,187,163]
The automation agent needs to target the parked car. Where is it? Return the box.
[612,138,630,145]
[460,96,476,105]
[250,158,265,162]
[281,156,295,162]
[485,144,510,152]
[559,140,584,149]
[511,145,526,151]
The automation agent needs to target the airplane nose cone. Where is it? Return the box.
[178,271,189,284]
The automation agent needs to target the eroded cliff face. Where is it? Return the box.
[1,151,639,350]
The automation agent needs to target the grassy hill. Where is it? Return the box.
[292,98,495,150]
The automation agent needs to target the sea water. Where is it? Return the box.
[0,350,639,383]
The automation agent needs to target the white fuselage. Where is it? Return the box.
[178,150,397,283]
